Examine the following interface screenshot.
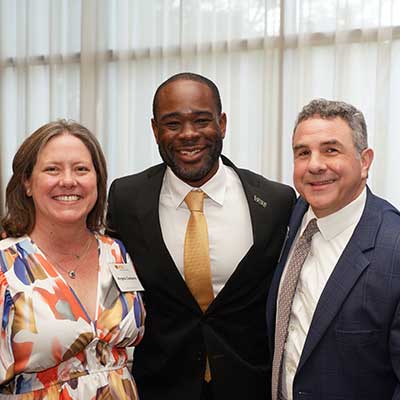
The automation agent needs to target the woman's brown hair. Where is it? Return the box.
[1,120,108,237]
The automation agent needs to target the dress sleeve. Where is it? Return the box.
[0,270,15,385]
[98,235,146,347]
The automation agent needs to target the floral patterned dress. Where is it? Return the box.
[0,234,145,399]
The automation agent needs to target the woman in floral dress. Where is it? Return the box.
[0,120,145,399]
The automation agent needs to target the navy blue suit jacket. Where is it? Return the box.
[267,187,400,399]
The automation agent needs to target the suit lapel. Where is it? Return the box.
[208,156,282,311]
[136,164,200,311]
[219,155,268,246]
[297,190,380,372]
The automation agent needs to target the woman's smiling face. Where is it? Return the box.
[25,133,98,229]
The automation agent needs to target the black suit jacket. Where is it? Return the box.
[107,156,296,400]
[267,188,400,399]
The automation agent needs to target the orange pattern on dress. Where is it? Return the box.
[0,235,145,399]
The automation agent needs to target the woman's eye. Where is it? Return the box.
[44,166,58,172]
[76,166,90,173]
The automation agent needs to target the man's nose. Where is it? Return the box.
[180,122,200,139]
[308,153,327,173]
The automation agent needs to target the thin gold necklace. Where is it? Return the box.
[40,236,93,279]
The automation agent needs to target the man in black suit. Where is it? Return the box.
[107,72,295,400]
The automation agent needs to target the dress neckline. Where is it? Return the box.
[29,234,101,325]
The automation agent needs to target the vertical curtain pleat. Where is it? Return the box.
[371,0,393,198]
[80,0,98,135]
[1,0,400,215]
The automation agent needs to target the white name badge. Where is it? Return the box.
[109,262,145,292]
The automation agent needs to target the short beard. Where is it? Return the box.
[158,136,223,183]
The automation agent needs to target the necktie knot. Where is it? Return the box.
[301,218,319,242]
[185,190,204,213]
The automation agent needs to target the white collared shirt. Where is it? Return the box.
[280,188,367,400]
[159,158,253,296]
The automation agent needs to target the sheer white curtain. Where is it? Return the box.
[1,0,399,213]
[280,0,400,206]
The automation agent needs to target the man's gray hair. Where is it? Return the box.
[294,98,368,153]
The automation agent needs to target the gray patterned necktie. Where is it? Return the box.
[271,218,319,400]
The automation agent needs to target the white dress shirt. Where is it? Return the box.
[159,158,253,297]
[280,188,367,400]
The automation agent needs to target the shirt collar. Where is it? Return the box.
[302,187,367,241]
[164,158,226,209]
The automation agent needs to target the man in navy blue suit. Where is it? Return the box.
[267,98,400,400]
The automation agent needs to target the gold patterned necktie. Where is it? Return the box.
[184,190,214,313]
[184,190,214,382]
[271,218,319,400]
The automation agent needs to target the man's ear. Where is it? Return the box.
[360,148,374,179]
[151,118,159,144]
[219,112,227,139]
